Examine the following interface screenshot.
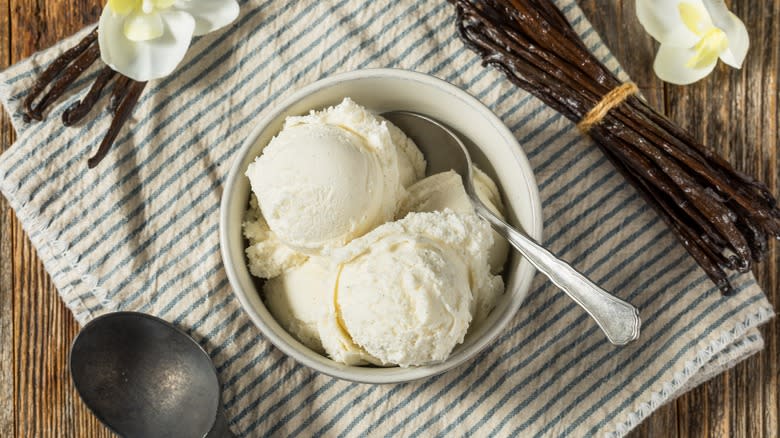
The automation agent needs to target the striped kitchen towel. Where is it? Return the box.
[0,1,774,436]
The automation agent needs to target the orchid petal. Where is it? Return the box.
[701,0,732,29]
[172,0,239,36]
[99,7,195,81]
[700,0,749,67]
[654,43,718,85]
[718,12,749,68]
[635,0,701,47]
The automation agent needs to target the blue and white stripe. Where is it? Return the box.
[0,0,772,436]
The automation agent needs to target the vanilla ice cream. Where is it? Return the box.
[264,258,384,366]
[246,98,424,255]
[333,232,472,366]
[262,260,333,353]
[260,210,502,367]
[243,98,510,368]
[325,210,501,366]
[398,169,510,275]
[244,195,308,279]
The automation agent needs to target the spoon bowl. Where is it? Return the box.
[69,312,234,438]
[382,111,642,345]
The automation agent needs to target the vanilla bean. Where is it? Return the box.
[603,128,749,273]
[598,130,737,294]
[24,43,100,121]
[23,28,98,121]
[110,75,131,113]
[619,101,778,220]
[510,0,618,90]
[20,24,149,167]
[63,67,117,126]
[641,178,739,275]
[735,212,769,263]
[634,97,779,213]
[609,101,780,240]
[452,0,780,294]
[594,115,754,263]
[88,80,146,168]
[601,130,731,252]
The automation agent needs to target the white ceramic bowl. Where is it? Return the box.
[220,69,543,384]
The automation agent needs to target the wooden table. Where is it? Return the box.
[0,1,776,436]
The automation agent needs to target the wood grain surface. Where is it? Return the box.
[0,1,777,437]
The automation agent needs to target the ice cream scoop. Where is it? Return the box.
[398,169,510,275]
[382,111,642,345]
[326,210,498,366]
[246,98,424,255]
[336,232,472,367]
[262,260,333,353]
[247,123,391,253]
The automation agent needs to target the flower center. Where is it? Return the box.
[687,28,729,69]
[108,0,175,15]
[678,2,729,69]
[108,0,177,42]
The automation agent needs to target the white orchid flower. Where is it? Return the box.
[636,0,749,85]
[98,0,240,82]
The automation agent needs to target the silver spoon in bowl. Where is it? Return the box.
[382,111,641,345]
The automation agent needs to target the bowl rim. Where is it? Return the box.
[220,68,543,384]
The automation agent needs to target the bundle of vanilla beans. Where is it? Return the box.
[450,0,780,295]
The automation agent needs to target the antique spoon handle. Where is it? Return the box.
[473,202,641,345]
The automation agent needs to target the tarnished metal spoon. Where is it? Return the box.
[70,312,234,437]
[382,111,641,345]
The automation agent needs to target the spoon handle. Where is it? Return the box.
[474,202,641,345]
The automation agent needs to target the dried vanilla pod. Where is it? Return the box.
[451,0,780,294]
[21,27,145,168]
